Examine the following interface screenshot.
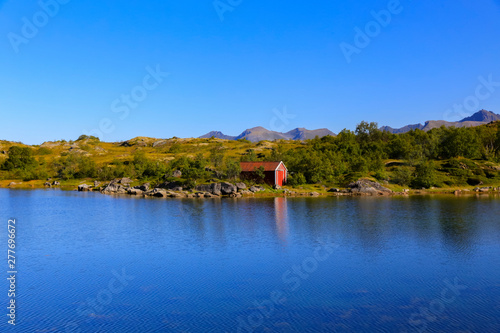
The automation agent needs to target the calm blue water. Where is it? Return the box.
[0,189,499,332]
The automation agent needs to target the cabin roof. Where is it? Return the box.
[240,161,285,172]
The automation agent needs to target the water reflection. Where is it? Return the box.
[274,197,289,245]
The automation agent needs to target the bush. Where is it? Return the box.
[77,135,100,142]
[393,166,413,187]
[55,155,98,180]
[35,147,52,155]
[412,161,437,188]
[224,160,241,180]
[168,143,182,154]
[287,173,306,186]
[2,146,37,171]
[374,169,389,181]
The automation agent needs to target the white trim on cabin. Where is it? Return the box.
[273,161,288,185]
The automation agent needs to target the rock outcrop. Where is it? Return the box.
[133,183,150,191]
[249,185,264,192]
[78,184,92,192]
[101,182,127,194]
[347,180,392,195]
[220,182,237,195]
[235,182,247,191]
[195,183,222,195]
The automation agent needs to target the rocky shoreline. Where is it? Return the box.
[70,178,500,199]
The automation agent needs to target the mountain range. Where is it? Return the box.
[199,110,500,142]
[199,127,335,142]
[380,109,500,134]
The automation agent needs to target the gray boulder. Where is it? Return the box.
[194,183,221,195]
[152,189,167,197]
[44,182,51,187]
[111,177,132,185]
[133,183,150,191]
[102,183,127,194]
[128,188,144,195]
[168,191,183,198]
[195,184,212,192]
[235,182,247,191]
[172,170,182,178]
[220,182,237,195]
[249,186,261,192]
[144,189,155,196]
[240,190,254,195]
[211,183,222,195]
[78,184,91,192]
[348,179,392,195]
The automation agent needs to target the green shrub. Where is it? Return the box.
[374,169,389,181]
[287,173,306,186]
[2,146,37,171]
[393,166,413,187]
[35,147,52,155]
[412,161,437,188]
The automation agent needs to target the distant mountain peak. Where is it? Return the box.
[459,109,500,123]
[199,127,336,142]
[380,109,499,134]
[199,131,236,140]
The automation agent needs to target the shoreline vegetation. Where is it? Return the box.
[2,178,500,198]
[2,121,500,198]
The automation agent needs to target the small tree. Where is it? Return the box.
[225,160,241,180]
[287,172,306,186]
[209,143,225,167]
[241,149,257,162]
[393,166,413,187]
[412,161,437,188]
[254,166,266,184]
[2,146,37,171]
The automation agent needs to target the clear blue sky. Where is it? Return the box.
[1,0,500,144]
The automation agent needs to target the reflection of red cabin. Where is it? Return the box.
[240,161,288,186]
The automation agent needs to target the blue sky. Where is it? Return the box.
[1,0,500,144]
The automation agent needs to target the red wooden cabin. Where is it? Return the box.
[239,161,288,186]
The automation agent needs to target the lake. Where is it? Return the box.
[1,189,499,332]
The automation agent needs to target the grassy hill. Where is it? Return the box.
[1,121,500,194]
